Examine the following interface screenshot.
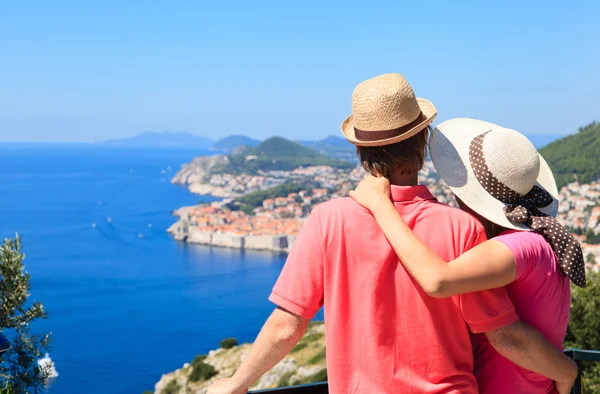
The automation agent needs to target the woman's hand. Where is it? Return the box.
[349,175,391,211]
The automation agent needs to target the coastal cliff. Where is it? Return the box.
[171,155,238,197]
[153,322,326,394]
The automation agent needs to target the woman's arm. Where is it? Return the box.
[350,176,517,298]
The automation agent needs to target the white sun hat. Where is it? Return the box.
[429,118,558,231]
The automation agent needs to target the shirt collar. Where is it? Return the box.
[390,185,437,203]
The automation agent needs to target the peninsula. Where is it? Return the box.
[168,137,447,252]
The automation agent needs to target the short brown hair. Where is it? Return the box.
[356,127,429,178]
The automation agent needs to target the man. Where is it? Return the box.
[208,73,575,394]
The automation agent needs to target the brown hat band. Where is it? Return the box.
[469,131,586,288]
[354,112,427,142]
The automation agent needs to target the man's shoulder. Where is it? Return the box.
[419,198,485,234]
[311,197,364,217]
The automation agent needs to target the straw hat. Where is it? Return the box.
[341,73,437,147]
[429,118,558,231]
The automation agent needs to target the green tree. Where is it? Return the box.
[565,271,600,393]
[0,236,51,394]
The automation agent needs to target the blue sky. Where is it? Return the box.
[1,1,598,142]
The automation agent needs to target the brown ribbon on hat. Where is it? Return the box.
[354,112,427,142]
[469,131,586,288]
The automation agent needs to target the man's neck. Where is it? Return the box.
[388,172,419,186]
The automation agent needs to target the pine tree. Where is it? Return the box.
[0,236,51,393]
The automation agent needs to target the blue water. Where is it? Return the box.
[0,145,320,394]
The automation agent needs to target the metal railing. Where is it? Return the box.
[248,348,600,394]
[565,348,600,394]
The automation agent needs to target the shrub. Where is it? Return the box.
[191,355,207,366]
[0,236,51,394]
[188,361,217,383]
[142,391,153,394]
[220,337,238,349]
[161,380,180,394]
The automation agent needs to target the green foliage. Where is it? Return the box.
[540,122,600,188]
[298,368,327,384]
[584,229,600,245]
[191,355,207,366]
[219,337,238,349]
[565,272,600,393]
[0,236,51,394]
[142,391,153,394]
[308,348,326,365]
[188,360,217,383]
[218,137,354,175]
[291,342,307,353]
[161,380,180,394]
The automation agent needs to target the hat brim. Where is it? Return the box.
[341,98,438,147]
[429,118,559,231]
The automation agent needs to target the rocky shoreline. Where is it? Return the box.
[171,155,239,197]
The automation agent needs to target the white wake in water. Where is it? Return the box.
[38,353,59,379]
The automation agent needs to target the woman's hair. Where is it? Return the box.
[356,126,430,178]
[455,196,507,239]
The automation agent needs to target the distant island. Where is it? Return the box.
[99,131,214,148]
[96,131,356,160]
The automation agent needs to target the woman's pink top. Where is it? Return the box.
[473,230,571,394]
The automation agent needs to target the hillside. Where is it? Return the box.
[153,322,327,394]
[298,135,356,161]
[100,131,213,148]
[540,122,600,188]
[222,137,354,173]
[212,135,261,152]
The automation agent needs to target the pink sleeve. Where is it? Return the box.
[459,228,520,333]
[493,231,535,281]
[268,208,324,319]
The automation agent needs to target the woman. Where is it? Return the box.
[350,118,584,394]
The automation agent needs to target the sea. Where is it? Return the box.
[0,145,322,394]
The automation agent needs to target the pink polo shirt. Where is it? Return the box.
[472,230,571,394]
[270,186,519,394]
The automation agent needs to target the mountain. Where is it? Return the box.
[297,135,356,161]
[211,135,261,152]
[224,136,354,173]
[100,131,213,148]
[540,122,600,188]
